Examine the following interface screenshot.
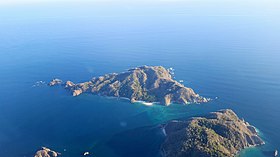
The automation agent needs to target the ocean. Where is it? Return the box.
[0,1,279,157]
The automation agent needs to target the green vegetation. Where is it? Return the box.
[50,66,209,105]
[161,109,264,157]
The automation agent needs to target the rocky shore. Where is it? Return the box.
[34,147,60,157]
[161,109,264,157]
[47,67,266,157]
[49,66,209,105]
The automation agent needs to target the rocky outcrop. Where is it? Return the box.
[48,79,63,86]
[34,147,60,157]
[161,109,264,157]
[49,66,209,105]
[65,81,75,88]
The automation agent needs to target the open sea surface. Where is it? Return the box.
[0,1,279,157]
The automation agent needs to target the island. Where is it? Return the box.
[34,147,60,157]
[161,109,264,157]
[49,66,209,105]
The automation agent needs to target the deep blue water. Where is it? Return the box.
[0,1,280,157]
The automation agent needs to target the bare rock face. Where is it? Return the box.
[164,94,172,106]
[34,147,60,157]
[161,109,264,157]
[65,81,75,88]
[72,89,83,96]
[48,79,63,86]
[49,66,209,105]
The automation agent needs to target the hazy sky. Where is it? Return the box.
[1,0,279,5]
[0,0,279,20]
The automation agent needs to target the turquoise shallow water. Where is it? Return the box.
[0,1,280,157]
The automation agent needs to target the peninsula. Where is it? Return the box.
[161,109,264,157]
[49,66,209,105]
